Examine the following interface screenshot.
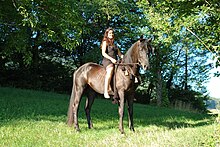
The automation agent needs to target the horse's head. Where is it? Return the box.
[137,36,153,70]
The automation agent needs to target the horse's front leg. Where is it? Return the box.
[118,90,125,134]
[85,89,95,129]
[127,95,135,132]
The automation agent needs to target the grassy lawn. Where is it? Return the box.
[0,87,219,146]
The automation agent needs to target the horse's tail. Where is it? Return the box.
[67,71,76,126]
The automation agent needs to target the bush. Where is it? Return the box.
[0,59,73,94]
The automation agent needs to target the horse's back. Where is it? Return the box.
[75,62,105,75]
[74,62,105,94]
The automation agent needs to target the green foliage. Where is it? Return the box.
[0,58,74,93]
[0,0,147,65]
[138,0,219,64]
[0,0,219,109]
[0,87,218,146]
[135,0,218,106]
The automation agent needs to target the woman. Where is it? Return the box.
[101,28,123,99]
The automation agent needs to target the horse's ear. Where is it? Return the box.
[147,38,152,42]
[139,35,144,42]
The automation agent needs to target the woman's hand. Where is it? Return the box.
[111,58,117,64]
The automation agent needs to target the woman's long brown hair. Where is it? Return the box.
[100,28,114,49]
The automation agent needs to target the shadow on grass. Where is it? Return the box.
[0,87,215,130]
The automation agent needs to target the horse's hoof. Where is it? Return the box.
[74,126,80,132]
[119,128,125,134]
[112,99,117,104]
[88,125,93,129]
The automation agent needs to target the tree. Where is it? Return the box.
[137,0,216,106]
[0,0,217,108]
[0,0,148,91]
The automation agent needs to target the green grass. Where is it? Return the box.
[0,87,219,146]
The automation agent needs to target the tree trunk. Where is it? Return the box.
[166,48,182,101]
[32,45,39,71]
[0,56,4,70]
[156,68,162,106]
[30,30,40,72]
[184,47,188,90]
[154,44,162,106]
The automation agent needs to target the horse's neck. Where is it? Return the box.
[123,42,139,74]
[124,42,138,64]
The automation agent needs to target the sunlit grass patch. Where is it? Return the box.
[0,87,218,146]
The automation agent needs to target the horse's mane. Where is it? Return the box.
[123,41,139,63]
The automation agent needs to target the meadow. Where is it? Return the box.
[0,87,219,147]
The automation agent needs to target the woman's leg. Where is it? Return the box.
[104,64,114,98]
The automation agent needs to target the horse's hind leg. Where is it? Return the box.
[72,86,84,132]
[118,90,125,134]
[85,89,96,129]
[127,95,135,132]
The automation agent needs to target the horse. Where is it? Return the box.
[67,36,153,134]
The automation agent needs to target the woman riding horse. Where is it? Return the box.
[101,28,123,99]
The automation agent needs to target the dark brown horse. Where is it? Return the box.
[67,37,153,134]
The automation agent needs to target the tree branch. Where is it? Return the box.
[185,27,210,51]
[185,27,220,64]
